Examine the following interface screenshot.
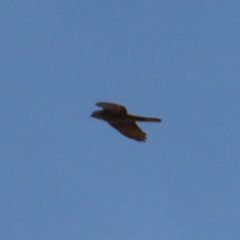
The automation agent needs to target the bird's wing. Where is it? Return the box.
[96,102,127,114]
[109,122,146,142]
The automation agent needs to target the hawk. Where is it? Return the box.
[91,102,162,142]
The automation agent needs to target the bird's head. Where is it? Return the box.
[91,110,104,120]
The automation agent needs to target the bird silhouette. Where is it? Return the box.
[91,102,162,142]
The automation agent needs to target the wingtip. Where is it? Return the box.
[95,102,111,108]
[95,102,101,107]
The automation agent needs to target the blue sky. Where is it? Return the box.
[1,1,240,239]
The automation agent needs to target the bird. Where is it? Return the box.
[91,102,162,142]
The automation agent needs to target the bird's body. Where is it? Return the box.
[91,102,162,142]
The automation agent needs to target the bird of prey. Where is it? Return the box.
[91,102,162,142]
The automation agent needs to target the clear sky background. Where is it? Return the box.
[1,1,240,240]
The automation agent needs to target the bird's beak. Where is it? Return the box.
[91,111,98,118]
[91,110,102,120]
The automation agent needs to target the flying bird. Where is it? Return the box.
[91,102,162,142]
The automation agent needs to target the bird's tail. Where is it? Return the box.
[129,114,162,122]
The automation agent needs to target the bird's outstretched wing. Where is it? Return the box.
[96,102,127,114]
[108,122,146,142]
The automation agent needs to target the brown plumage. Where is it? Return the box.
[91,102,162,142]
